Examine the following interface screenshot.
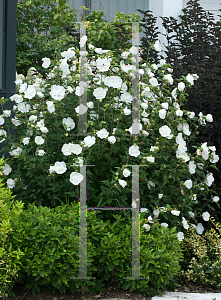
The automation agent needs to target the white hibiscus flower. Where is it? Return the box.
[62,117,75,131]
[42,57,51,68]
[118,180,127,188]
[35,136,45,145]
[22,137,30,145]
[205,173,214,187]
[54,161,67,174]
[50,85,66,100]
[143,224,151,232]
[96,58,110,72]
[159,125,171,138]
[24,85,36,99]
[36,149,45,156]
[184,179,192,189]
[96,128,109,139]
[3,110,11,117]
[61,143,73,156]
[0,116,4,126]
[10,94,23,103]
[2,164,12,175]
[129,145,140,157]
[70,172,84,185]
[46,101,55,113]
[108,136,116,144]
[80,136,96,148]
[177,232,184,241]
[123,168,131,177]
[71,144,83,155]
[202,211,210,221]
[7,179,15,189]
[105,76,122,88]
[93,87,107,100]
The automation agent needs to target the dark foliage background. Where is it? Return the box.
[138,0,221,233]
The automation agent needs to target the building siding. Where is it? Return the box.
[68,0,85,21]
[68,0,149,22]
[69,0,220,23]
[91,0,149,22]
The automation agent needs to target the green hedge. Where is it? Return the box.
[1,199,184,298]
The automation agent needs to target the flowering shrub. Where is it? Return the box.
[0,38,220,240]
[138,0,221,232]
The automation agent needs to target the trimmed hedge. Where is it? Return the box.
[2,200,183,297]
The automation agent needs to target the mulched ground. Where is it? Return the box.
[1,278,152,300]
[2,275,221,300]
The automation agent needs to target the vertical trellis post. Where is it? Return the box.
[71,21,148,282]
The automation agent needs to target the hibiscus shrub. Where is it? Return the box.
[7,200,183,297]
[0,39,219,240]
[138,0,221,233]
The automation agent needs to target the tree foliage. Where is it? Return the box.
[16,0,78,76]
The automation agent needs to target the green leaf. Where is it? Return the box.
[113,260,118,266]
[108,262,114,271]
[25,0,32,6]
[39,270,44,277]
